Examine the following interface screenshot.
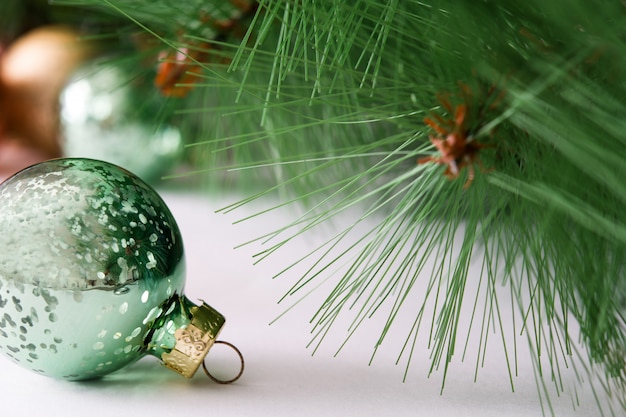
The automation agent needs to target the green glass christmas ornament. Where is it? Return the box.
[0,158,243,382]
[60,63,183,183]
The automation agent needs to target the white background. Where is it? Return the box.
[0,191,615,416]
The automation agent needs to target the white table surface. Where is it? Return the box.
[0,191,615,416]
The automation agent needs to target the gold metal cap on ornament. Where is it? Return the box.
[161,302,244,382]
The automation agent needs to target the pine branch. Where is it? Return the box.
[46,0,626,414]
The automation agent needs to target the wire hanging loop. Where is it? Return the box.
[202,340,245,384]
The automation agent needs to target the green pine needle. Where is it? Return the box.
[46,0,625,414]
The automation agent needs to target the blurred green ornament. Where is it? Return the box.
[0,158,242,381]
[60,64,183,183]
